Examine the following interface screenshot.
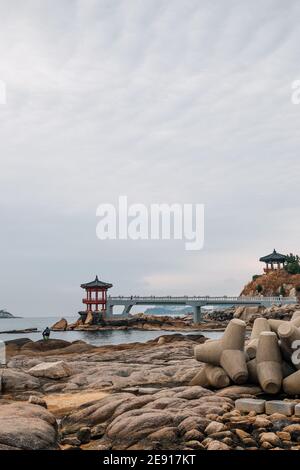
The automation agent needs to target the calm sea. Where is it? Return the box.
[0,316,221,347]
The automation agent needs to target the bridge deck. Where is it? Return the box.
[105,295,297,322]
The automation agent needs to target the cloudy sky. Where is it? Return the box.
[1,0,300,317]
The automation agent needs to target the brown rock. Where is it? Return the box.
[0,403,58,450]
[148,427,178,442]
[276,431,291,441]
[51,318,68,331]
[260,432,281,447]
[28,361,72,379]
[207,440,231,450]
[204,421,226,435]
[28,396,47,408]
[253,417,273,429]
[184,429,204,442]
[235,428,251,440]
[184,440,204,450]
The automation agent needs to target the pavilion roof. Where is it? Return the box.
[81,275,113,289]
[259,249,287,263]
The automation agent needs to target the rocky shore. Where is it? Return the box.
[1,330,300,451]
[51,313,229,332]
[50,303,300,333]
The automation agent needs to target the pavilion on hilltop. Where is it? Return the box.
[259,249,287,273]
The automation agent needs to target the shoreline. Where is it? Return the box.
[2,331,300,451]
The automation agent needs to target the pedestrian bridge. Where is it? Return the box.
[106,295,297,323]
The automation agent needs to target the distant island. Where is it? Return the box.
[0,309,18,319]
[144,306,193,315]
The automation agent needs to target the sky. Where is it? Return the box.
[1,0,300,317]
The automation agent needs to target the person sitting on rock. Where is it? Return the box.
[42,327,50,341]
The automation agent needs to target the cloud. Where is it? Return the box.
[0,0,300,315]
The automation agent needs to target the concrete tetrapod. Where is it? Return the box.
[291,311,300,328]
[278,323,300,365]
[256,331,283,394]
[195,319,248,384]
[194,339,222,366]
[220,319,248,384]
[268,314,300,334]
[190,364,230,388]
[283,369,300,395]
[247,357,295,385]
[245,318,271,359]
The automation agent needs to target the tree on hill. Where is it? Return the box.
[285,253,300,275]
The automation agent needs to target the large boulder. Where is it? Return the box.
[85,312,94,325]
[51,318,68,331]
[0,369,40,392]
[0,403,58,450]
[28,361,73,379]
[21,339,71,354]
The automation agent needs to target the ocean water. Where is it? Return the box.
[0,316,222,347]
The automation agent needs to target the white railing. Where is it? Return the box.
[107,295,297,302]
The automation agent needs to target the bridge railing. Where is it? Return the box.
[107,295,297,302]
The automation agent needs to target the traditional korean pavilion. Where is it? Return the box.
[80,275,112,321]
[259,249,287,273]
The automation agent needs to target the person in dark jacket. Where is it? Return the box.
[42,327,50,341]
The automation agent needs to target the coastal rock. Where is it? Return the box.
[85,312,94,325]
[0,369,40,392]
[0,403,58,450]
[28,361,73,379]
[28,395,48,408]
[260,432,281,447]
[207,440,230,450]
[106,410,174,442]
[204,421,226,435]
[21,339,71,354]
[51,318,68,331]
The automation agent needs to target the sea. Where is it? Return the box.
[0,316,222,347]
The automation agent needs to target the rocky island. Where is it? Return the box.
[0,309,17,319]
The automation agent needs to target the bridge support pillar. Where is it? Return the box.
[193,306,203,324]
[121,303,133,317]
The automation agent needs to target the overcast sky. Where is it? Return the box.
[1,0,300,317]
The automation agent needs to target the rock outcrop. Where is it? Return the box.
[241,269,300,299]
[51,318,68,331]
[28,361,73,379]
[0,403,58,450]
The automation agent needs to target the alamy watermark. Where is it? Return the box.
[96,196,204,251]
[291,80,300,104]
[291,340,300,365]
[0,80,7,105]
[0,341,6,366]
